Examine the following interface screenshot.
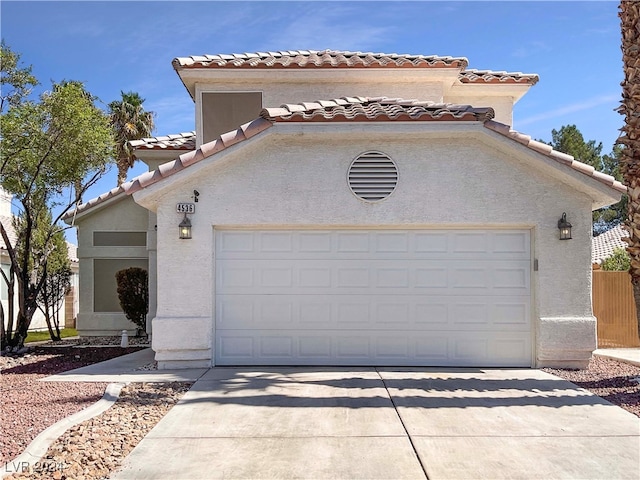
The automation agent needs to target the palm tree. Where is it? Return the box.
[618,1,640,335]
[109,91,155,186]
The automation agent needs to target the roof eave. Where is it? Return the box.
[483,121,625,208]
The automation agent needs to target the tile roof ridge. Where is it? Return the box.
[173,50,468,69]
[128,131,196,151]
[484,120,627,194]
[261,96,495,123]
[460,69,539,85]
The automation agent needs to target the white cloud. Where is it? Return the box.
[512,41,552,59]
[517,94,620,127]
[256,3,396,52]
[146,94,195,135]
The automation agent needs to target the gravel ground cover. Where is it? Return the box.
[0,344,144,465]
[542,356,640,417]
[4,382,192,480]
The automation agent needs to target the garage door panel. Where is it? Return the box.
[215,229,532,366]
[260,336,294,358]
[216,230,530,261]
[216,294,530,331]
[299,336,332,357]
[217,259,530,295]
[215,330,532,366]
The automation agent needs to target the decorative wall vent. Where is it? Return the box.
[348,151,398,202]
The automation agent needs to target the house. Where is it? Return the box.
[65,50,625,369]
[1,188,79,332]
[592,224,630,267]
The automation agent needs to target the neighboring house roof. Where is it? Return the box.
[173,49,539,85]
[592,225,629,264]
[66,241,79,263]
[129,131,196,152]
[64,96,626,220]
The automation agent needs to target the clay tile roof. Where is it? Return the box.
[63,118,273,220]
[66,97,623,221]
[459,69,539,85]
[173,49,468,70]
[128,131,196,152]
[261,96,495,123]
[592,225,629,264]
[484,120,627,194]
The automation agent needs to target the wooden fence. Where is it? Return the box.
[593,270,640,348]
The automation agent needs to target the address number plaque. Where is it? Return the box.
[176,203,195,214]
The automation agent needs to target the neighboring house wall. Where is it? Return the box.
[73,195,151,336]
[1,189,79,333]
[134,124,598,369]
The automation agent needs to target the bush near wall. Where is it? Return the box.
[115,267,148,334]
[601,247,631,271]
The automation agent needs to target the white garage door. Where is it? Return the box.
[214,229,532,366]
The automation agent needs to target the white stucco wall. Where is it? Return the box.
[73,196,151,336]
[192,70,529,146]
[1,259,78,333]
[135,122,611,369]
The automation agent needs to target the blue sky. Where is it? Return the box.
[1,0,623,241]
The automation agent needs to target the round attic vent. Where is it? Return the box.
[348,151,398,202]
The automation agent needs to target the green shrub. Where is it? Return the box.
[115,267,148,333]
[601,247,631,271]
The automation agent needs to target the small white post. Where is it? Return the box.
[120,330,129,348]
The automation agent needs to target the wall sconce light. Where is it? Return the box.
[557,212,572,240]
[179,213,192,239]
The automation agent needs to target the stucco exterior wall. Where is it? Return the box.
[1,258,78,333]
[195,80,445,147]
[74,196,151,336]
[136,123,599,369]
[190,71,530,146]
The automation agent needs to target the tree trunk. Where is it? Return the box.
[0,301,5,350]
[117,155,129,186]
[619,1,640,337]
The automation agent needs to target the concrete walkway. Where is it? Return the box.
[594,347,640,367]
[41,349,208,383]
[112,367,640,480]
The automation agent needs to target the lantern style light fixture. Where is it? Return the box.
[557,212,572,240]
[179,213,192,239]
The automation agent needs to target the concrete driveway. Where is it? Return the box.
[113,367,640,479]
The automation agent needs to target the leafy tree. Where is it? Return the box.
[0,45,113,349]
[0,41,37,113]
[0,43,37,344]
[618,1,640,338]
[115,267,148,334]
[549,125,604,170]
[540,124,626,234]
[601,247,631,271]
[109,91,155,186]
[33,211,72,341]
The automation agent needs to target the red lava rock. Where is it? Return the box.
[0,345,144,464]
